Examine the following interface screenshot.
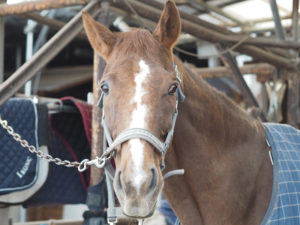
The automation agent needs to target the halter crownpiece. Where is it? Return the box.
[96,62,185,225]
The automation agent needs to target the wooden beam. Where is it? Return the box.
[226,35,300,50]
[19,12,87,40]
[189,63,276,81]
[0,0,89,16]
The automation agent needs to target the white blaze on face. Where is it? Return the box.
[129,59,150,193]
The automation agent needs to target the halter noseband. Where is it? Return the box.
[97,62,185,225]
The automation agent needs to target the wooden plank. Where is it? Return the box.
[189,63,275,81]
[0,0,89,16]
[37,66,93,94]
[27,205,63,221]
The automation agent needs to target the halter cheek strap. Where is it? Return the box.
[173,62,185,102]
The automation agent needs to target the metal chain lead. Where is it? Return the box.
[0,115,106,171]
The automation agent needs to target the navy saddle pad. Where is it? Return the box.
[24,97,92,206]
[0,97,92,206]
[0,98,39,194]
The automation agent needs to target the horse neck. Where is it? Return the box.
[166,62,272,225]
[170,65,272,224]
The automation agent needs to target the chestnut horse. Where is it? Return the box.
[82,1,273,224]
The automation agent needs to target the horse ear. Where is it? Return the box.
[82,11,116,60]
[153,0,181,51]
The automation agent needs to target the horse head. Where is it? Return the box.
[83,0,181,218]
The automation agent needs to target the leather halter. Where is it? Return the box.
[97,62,185,224]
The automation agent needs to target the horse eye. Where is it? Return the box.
[168,84,178,95]
[101,83,109,94]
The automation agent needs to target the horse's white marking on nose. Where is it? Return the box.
[129,59,149,193]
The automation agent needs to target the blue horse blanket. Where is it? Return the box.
[262,123,300,225]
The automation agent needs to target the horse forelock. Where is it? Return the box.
[112,29,172,63]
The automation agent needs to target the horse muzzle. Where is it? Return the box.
[122,199,156,218]
[114,165,163,219]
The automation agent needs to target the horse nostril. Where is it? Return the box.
[148,168,157,194]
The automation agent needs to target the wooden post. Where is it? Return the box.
[188,63,276,81]
[0,0,89,16]
[91,1,110,186]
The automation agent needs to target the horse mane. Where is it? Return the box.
[179,58,257,125]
